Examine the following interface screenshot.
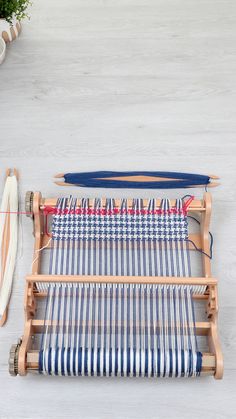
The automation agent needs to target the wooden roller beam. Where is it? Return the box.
[25,351,216,374]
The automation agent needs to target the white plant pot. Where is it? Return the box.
[0,17,21,43]
[0,37,6,64]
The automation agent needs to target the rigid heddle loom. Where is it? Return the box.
[9,182,223,378]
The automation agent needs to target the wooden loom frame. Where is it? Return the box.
[11,191,223,378]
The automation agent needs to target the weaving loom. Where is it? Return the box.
[9,188,223,378]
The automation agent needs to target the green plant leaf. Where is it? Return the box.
[0,0,32,23]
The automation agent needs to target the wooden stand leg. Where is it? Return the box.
[18,320,33,376]
[209,321,224,379]
[32,192,43,275]
[201,192,212,277]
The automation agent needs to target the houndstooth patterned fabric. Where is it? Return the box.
[51,198,188,242]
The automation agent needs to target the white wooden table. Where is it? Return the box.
[0,1,235,418]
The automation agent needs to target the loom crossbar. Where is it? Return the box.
[40,198,205,211]
[27,275,217,286]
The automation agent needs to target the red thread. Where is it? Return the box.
[43,206,56,215]
[183,196,195,214]
[41,206,187,217]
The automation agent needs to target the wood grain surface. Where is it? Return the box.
[0,0,235,418]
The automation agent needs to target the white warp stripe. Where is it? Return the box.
[40,283,202,377]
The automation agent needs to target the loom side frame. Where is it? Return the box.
[15,191,223,378]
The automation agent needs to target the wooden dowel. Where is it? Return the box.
[34,290,208,300]
[208,175,220,180]
[27,274,217,286]
[40,198,205,210]
[31,319,211,336]
[54,180,220,188]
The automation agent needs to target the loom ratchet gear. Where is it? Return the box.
[25,191,34,218]
[9,187,223,378]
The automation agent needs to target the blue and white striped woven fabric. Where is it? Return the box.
[49,198,191,277]
[39,283,202,377]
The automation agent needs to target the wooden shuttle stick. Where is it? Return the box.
[0,169,19,327]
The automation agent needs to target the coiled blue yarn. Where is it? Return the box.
[63,171,210,189]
